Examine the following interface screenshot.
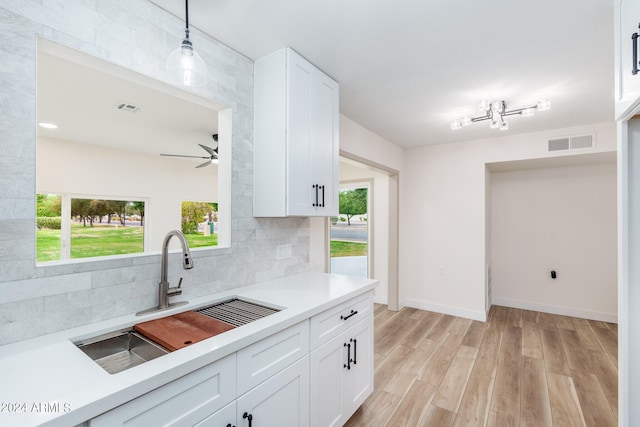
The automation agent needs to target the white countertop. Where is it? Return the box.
[0,272,377,427]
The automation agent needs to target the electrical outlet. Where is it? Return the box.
[276,244,292,260]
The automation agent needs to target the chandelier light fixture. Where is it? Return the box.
[167,0,207,87]
[451,99,550,131]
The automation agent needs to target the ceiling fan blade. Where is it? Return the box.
[198,144,216,156]
[160,153,209,159]
[196,160,212,168]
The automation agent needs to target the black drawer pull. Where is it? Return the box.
[321,185,325,207]
[340,309,358,321]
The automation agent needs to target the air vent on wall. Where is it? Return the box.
[114,102,141,113]
[547,134,594,152]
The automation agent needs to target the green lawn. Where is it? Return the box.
[330,240,367,257]
[36,224,217,262]
[184,233,218,248]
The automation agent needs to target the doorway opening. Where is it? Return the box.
[330,181,371,277]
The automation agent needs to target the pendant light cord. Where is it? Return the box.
[185,0,189,30]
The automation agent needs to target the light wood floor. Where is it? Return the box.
[345,305,618,427]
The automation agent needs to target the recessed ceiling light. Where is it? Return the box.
[38,122,58,129]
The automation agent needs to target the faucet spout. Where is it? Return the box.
[158,230,194,310]
[137,230,193,315]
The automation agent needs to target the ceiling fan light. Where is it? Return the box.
[461,116,472,126]
[451,119,462,130]
[499,120,509,131]
[489,119,500,129]
[478,100,489,111]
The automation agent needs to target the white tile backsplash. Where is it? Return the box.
[0,0,311,345]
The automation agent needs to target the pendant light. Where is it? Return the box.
[167,0,207,87]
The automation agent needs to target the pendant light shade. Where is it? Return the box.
[167,0,207,87]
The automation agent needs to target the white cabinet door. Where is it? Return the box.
[615,0,640,119]
[286,49,315,216]
[343,316,373,413]
[309,332,347,427]
[308,67,339,215]
[309,315,373,427]
[237,356,310,427]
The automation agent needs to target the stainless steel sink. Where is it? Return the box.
[75,299,280,374]
[75,328,169,374]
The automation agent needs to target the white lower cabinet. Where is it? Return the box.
[310,315,373,427]
[236,356,310,427]
[87,295,374,427]
[89,353,236,427]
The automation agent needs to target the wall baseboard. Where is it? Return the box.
[373,294,388,305]
[402,299,487,322]
[492,297,617,323]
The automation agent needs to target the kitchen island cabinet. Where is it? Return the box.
[0,273,376,427]
[310,295,373,427]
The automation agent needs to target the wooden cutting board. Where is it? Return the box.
[134,311,236,351]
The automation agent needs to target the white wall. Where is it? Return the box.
[490,162,617,321]
[37,137,218,251]
[400,122,617,321]
[339,115,403,172]
[310,114,403,305]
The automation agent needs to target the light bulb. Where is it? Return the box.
[479,100,489,112]
[461,116,472,126]
[491,101,504,113]
[536,99,551,111]
[451,119,462,130]
[521,107,536,117]
[167,38,207,87]
[490,119,500,129]
[499,120,509,131]
[38,122,58,129]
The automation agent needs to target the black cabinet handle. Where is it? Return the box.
[633,26,639,75]
[243,412,253,427]
[312,184,318,207]
[226,424,236,427]
[340,309,358,321]
[343,342,351,370]
[350,338,357,365]
[321,185,325,207]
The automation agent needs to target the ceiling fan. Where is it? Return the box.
[160,134,219,168]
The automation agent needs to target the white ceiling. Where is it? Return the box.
[37,42,219,161]
[150,0,614,148]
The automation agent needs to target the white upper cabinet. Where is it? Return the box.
[615,0,640,119]
[254,47,339,217]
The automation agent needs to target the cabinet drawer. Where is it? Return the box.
[90,353,236,427]
[237,320,309,395]
[310,292,373,350]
